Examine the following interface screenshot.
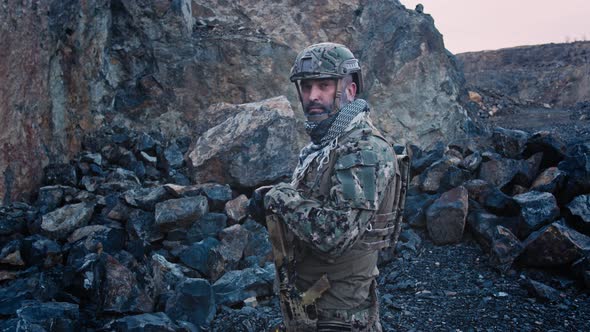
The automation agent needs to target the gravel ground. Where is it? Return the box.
[211,232,590,331]
[378,232,590,332]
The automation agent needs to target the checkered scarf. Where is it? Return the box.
[292,99,370,186]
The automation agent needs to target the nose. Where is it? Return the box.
[308,84,321,102]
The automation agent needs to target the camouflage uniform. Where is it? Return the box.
[265,109,397,331]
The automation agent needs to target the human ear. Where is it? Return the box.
[346,82,357,101]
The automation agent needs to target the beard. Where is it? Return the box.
[303,101,333,122]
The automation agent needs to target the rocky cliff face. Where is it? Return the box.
[0,0,470,204]
[457,41,590,107]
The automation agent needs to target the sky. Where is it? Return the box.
[399,0,590,54]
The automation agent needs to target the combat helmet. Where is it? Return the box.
[290,42,363,112]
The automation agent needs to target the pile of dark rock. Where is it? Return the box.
[1,123,589,330]
[405,127,590,287]
[0,126,276,331]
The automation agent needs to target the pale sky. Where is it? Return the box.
[399,0,590,54]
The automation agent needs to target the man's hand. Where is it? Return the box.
[248,185,273,223]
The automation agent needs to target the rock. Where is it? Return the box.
[102,254,154,313]
[162,142,184,170]
[123,186,172,211]
[522,279,561,303]
[0,210,28,236]
[103,146,138,170]
[491,127,530,159]
[530,167,566,194]
[97,172,141,195]
[80,176,104,193]
[479,152,542,191]
[212,263,275,306]
[442,165,472,189]
[187,97,305,189]
[460,151,482,172]
[242,219,273,267]
[464,179,520,216]
[396,228,423,254]
[140,151,158,165]
[426,186,469,245]
[151,254,200,292]
[36,185,74,214]
[557,142,590,202]
[571,257,590,289]
[411,142,445,175]
[79,151,103,166]
[566,194,590,234]
[404,193,439,228]
[165,278,216,328]
[135,133,158,152]
[513,191,560,238]
[67,224,126,257]
[109,312,178,332]
[419,156,459,193]
[478,157,521,190]
[187,213,228,242]
[16,301,80,331]
[154,196,208,230]
[198,183,233,212]
[489,225,523,272]
[179,237,220,276]
[520,221,590,267]
[0,240,25,266]
[208,224,251,281]
[40,202,96,240]
[42,163,78,187]
[467,210,519,249]
[0,272,67,316]
[21,235,62,268]
[126,209,163,244]
[225,194,249,224]
[524,131,567,168]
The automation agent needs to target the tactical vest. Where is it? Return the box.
[267,124,410,331]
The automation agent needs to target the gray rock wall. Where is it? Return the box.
[0,0,471,204]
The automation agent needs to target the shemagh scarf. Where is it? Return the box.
[291,98,370,186]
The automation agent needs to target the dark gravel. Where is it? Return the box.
[210,230,590,331]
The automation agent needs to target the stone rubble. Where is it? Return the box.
[1,118,589,330]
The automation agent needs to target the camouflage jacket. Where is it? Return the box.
[264,114,397,259]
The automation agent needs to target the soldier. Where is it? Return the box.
[253,42,408,331]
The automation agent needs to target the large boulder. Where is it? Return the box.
[154,196,209,230]
[101,254,154,314]
[519,221,590,268]
[566,194,590,234]
[16,301,80,331]
[491,127,530,159]
[212,263,275,306]
[165,278,216,328]
[187,97,305,189]
[513,191,560,239]
[426,186,469,245]
[40,202,95,240]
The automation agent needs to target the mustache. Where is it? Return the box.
[304,101,331,114]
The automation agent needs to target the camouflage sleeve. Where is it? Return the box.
[264,139,395,258]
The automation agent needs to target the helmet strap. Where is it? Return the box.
[333,78,342,114]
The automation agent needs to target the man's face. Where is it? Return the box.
[300,78,337,122]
